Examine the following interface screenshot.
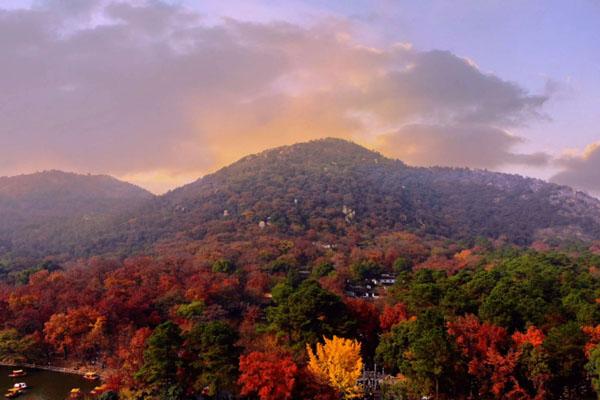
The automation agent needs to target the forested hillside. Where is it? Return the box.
[2,140,600,399]
[2,230,600,399]
[88,138,600,257]
[3,139,600,261]
[0,170,154,258]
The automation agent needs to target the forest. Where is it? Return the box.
[1,0,599,397]
[3,139,600,261]
[1,229,600,400]
[1,139,600,400]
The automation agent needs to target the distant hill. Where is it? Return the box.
[85,138,600,255]
[3,139,600,260]
[0,170,154,258]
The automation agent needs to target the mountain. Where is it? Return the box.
[0,170,154,258]
[85,138,600,256]
[3,139,600,260]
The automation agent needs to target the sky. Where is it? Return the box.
[0,0,599,195]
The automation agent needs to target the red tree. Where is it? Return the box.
[447,314,510,396]
[345,298,380,347]
[448,315,548,399]
[379,303,409,331]
[112,327,153,388]
[512,326,544,349]
[238,351,298,400]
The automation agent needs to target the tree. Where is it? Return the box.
[212,259,236,274]
[380,303,409,331]
[267,280,355,346]
[512,326,545,349]
[312,261,335,278]
[544,322,590,397]
[345,298,380,358]
[135,321,184,400]
[239,351,298,400]
[393,257,413,273]
[586,344,600,397]
[184,320,239,397]
[43,306,105,359]
[446,314,509,384]
[114,327,152,388]
[176,300,205,320]
[583,324,600,356]
[409,311,455,399]
[0,328,36,363]
[448,315,552,399]
[307,335,363,399]
[377,310,456,399]
[350,260,382,281]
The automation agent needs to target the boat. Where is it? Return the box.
[83,371,99,381]
[90,384,107,395]
[7,370,25,378]
[69,388,82,399]
[4,388,22,398]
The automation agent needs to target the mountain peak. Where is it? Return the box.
[217,137,394,177]
[257,137,386,162]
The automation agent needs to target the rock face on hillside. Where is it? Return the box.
[4,139,600,259]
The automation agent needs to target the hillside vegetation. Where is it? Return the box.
[0,170,153,258]
[3,138,600,261]
[89,138,600,256]
[2,140,600,399]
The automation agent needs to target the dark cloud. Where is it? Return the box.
[551,143,600,194]
[0,0,551,192]
[359,50,549,127]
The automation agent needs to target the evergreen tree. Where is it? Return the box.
[135,321,184,400]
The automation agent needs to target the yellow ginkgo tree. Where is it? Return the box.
[306,335,363,399]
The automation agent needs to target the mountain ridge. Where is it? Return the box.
[0,169,154,199]
[87,138,600,255]
[2,138,600,259]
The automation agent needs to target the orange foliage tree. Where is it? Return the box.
[583,325,600,356]
[307,335,363,399]
[43,306,106,359]
[447,314,548,399]
[110,327,153,389]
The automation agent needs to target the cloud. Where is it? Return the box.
[379,124,550,169]
[0,0,551,192]
[551,142,600,194]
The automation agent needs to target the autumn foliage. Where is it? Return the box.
[0,233,599,399]
[583,324,600,356]
[238,352,298,400]
[447,315,548,399]
[307,336,363,399]
[512,325,545,349]
[43,306,106,359]
[379,303,409,331]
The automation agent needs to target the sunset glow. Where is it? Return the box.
[1,1,599,194]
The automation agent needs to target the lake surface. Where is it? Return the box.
[0,366,97,400]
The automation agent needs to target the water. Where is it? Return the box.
[0,366,97,400]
